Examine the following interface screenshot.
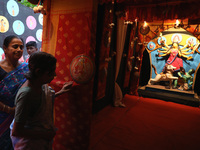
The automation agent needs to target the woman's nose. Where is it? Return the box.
[18,45,24,50]
[17,48,23,52]
[17,46,23,51]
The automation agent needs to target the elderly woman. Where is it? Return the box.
[0,35,29,150]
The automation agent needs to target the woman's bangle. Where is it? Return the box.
[7,106,10,114]
[1,105,11,114]
[2,104,6,112]
[5,106,11,114]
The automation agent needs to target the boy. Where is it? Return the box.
[10,51,73,149]
[25,41,38,63]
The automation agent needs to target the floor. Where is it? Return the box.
[89,94,200,150]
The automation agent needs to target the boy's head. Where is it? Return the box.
[26,41,38,55]
[25,51,57,83]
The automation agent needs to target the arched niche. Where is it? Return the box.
[138,27,200,106]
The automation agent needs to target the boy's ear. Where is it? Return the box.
[35,68,42,76]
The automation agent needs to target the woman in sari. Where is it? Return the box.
[0,35,29,150]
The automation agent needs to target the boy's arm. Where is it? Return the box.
[55,81,73,97]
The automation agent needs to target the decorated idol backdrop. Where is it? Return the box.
[0,0,43,61]
[146,27,200,90]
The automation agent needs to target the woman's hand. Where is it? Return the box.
[0,102,15,115]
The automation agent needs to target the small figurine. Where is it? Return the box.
[158,41,193,72]
[148,64,178,89]
[173,67,195,90]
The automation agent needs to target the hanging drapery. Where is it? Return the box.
[113,18,127,106]
[98,0,200,21]
[115,18,127,80]
[42,0,96,149]
[96,4,114,101]
[126,1,200,22]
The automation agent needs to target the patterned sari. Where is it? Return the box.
[0,63,29,150]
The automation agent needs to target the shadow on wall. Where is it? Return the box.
[139,49,150,86]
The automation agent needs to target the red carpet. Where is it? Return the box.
[89,95,200,150]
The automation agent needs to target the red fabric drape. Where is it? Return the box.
[96,4,113,100]
[126,2,200,22]
[51,12,94,150]
[42,1,96,150]
[98,0,200,21]
[55,12,93,81]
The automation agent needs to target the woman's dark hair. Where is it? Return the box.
[25,51,57,80]
[3,35,24,48]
